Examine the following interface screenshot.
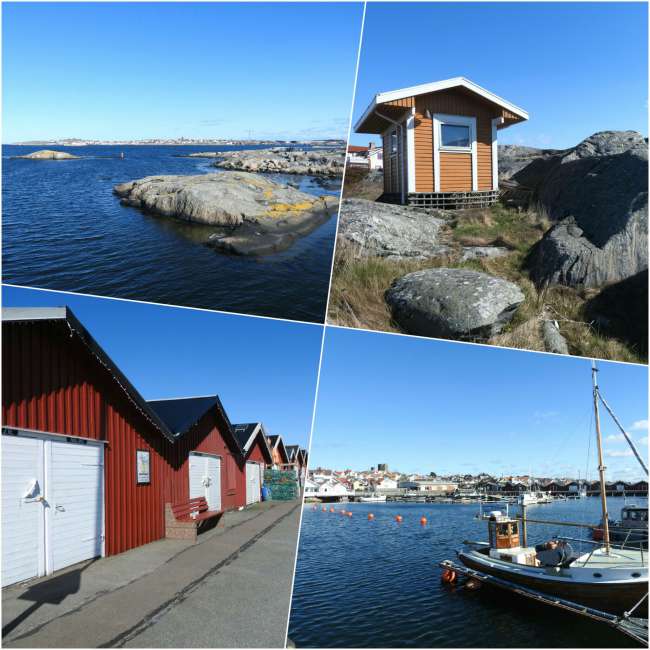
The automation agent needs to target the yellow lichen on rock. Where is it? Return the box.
[265,200,316,217]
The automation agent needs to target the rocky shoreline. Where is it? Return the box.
[114,171,338,256]
[185,148,344,177]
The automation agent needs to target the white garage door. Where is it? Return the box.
[1,431,104,587]
[246,461,262,505]
[188,453,222,512]
[2,435,46,586]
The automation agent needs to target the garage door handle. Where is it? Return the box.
[55,505,66,512]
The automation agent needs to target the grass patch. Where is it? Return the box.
[328,202,645,362]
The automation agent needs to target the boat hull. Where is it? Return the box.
[458,550,648,617]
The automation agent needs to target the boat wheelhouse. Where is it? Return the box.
[354,77,528,209]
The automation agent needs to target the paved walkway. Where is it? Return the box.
[2,501,300,648]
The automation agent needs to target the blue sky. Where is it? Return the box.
[2,2,362,142]
[351,2,648,148]
[311,328,649,482]
[3,286,322,448]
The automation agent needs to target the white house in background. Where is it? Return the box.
[399,478,458,494]
[304,477,352,501]
[373,476,398,491]
[368,143,383,170]
[346,143,383,171]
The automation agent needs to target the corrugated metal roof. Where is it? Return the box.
[148,396,221,437]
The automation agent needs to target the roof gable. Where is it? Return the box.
[355,77,528,133]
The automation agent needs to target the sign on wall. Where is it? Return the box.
[136,450,150,484]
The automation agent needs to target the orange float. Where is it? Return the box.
[395,515,403,523]
[367,513,375,520]
[347,511,353,517]
[420,516,427,525]
[441,569,457,584]
[329,507,335,513]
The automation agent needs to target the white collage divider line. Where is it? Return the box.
[282,2,368,646]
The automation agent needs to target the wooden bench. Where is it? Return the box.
[165,497,224,542]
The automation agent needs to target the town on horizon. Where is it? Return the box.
[306,464,649,501]
[7,137,347,147]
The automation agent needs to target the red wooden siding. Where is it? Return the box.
[2,319,247,557]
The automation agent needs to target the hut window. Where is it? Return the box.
[440,124,471,149]
[390,131,398,154]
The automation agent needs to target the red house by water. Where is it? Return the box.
[0,306,273,587]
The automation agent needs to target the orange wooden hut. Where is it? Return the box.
[354,77,528,208]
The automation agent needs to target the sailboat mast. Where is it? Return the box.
[591,360,610,552]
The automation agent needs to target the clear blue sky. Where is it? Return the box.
[2,2,362,142]
[311,328,649,482]
[3,286,322,448]
[351,2,648,148]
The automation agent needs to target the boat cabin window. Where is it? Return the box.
[497,522,518,536]
[623,509,648,521]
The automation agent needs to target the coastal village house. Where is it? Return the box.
[1,307,299,587]
[346,143,384,170]
[354,77,528,208]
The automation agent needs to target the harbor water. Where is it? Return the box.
[289,498,643,648]
[2,145,340,322]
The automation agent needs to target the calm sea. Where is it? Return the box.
[2,145,340,322]
[288,498,641,648]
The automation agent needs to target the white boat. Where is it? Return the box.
[518,491,552,506]
[456,361,648,616]
[358,494,387,503]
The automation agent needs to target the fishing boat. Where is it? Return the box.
[358,494,387,503]
[593,504,648,548]
[456,361,648,616]
[518,491,552,506]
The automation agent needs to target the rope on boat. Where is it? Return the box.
[439,559,648,646]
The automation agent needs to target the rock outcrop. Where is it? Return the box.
[515,131,648,288]
[385,268,525,340]
[114,172,337,255]
[498,145,559,181]
[209,148,344,177]
[13,149,79,160]
[337,198,450,259]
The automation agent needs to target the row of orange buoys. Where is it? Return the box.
[312,505,428,525]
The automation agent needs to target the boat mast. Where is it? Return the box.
[591,360,610,553]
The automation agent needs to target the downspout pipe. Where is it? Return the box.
[376,110,407,205]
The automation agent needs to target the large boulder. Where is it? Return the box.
[498,144,559,181]
[523,131,648,288]
[114,171,337,255]
[337,198,450,259]
[209,148,344,177]
[13,149,79,160]
[385,268,525,339]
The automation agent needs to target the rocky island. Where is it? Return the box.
[13,149,80,160]
[114,171,338,255]
[187,148,344,177]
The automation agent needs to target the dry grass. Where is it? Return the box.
[327,202,644,363]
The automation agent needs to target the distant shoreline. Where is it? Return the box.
[5,139,346,147]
